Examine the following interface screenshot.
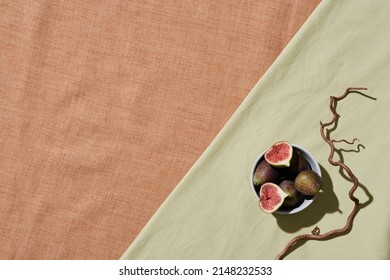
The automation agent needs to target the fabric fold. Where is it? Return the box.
[121,0,390,259]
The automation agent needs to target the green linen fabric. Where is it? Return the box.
[121,0,390,259]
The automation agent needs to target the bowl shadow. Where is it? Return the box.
[274,164,340,233]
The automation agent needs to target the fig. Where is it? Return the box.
[282,150,311,179]
[294,170,322,195]
[264,141,293,168]
[279,180,303,208]
[258,182,288,213]
[297,152,310,172]
[253,160,281,187]
[280,149,300,179]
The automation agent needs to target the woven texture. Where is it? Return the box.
[0,0,319,259]
[122,0,390,259]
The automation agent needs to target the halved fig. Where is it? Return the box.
[264,141,293,168]
[258,182,288,213]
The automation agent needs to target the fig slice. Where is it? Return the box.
[258,183,288,213]
[264,141,293,168]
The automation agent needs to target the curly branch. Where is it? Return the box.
[275,87,368,260]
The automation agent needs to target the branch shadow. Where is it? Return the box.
[348,90,377,101]
[334,149,374,209]
[326,89,377,141]
[275,147,374,258]
[329,89,375,210]
[274,89,376,258]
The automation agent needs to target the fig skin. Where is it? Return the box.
[297,153,310,172]
[253,160,281,187]
[279,180,303,208]
[281,150,299,179]
[294,170,322,195]
[282,150,310,180]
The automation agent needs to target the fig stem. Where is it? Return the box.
[275,87,368,260]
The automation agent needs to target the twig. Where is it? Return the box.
[275,87,368,260]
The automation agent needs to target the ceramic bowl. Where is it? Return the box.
[250,144,321,214]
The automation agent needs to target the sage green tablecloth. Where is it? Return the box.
[121,0,390,259]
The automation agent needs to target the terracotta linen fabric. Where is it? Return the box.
[0,0,320,259]
[122,0,390,259]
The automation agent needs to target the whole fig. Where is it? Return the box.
[282,150,310,179]
[279,180,303,208]
[253,160,281,187]
[297,153,310,173]
[294,170,322,195]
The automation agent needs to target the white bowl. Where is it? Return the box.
[250,144,321,214]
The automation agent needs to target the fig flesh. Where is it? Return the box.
[253,160,281,187]
[279,180,303,208]
[294,170,322,195]
[258,183,288,213]
[264,141,293,168]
